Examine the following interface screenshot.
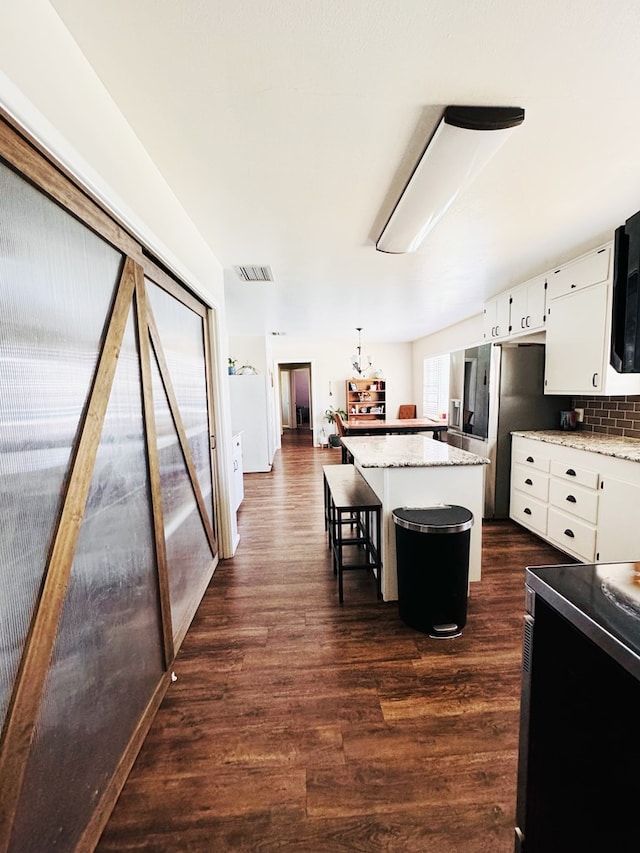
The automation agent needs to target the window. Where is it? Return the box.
[423,354,450,419]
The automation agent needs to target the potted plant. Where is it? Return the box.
[228,357,237,375]
[324,405,347,448]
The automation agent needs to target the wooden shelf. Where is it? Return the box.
[346,378,385,420]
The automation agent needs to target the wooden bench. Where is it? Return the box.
[322,464,382,603]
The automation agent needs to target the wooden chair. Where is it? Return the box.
[398,404,417,419]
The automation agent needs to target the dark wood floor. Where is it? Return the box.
[97,429,570,853]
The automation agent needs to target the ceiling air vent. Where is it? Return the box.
[233,264,274,282]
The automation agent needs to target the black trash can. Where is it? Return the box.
[392,505,474,638]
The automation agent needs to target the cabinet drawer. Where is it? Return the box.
[514,448,550,473]
[549,478,599,524]
[512,464,550,501]
[511,491,548,535]
[547,246,611,300]
[550,459,599,490]
[548,508,597,562]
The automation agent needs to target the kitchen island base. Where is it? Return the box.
[340,436,488,602]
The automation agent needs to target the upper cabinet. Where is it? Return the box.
[483,275,546,342]
[509,274,547,335]
[544,278,609,393]
[546,245,611,300]
[483,239,640,395]
[543,243,640,396]
[483,292,511,340]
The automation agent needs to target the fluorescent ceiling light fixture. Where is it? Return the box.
[376,106,525,254]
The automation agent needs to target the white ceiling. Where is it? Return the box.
[50,0,640,343]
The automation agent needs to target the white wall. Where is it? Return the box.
[228,336,271,375]
[271,336,413,444]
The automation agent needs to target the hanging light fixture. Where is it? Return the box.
[351,327,373,377]
[376,105,525,254]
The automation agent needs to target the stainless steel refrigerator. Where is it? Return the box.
[448,342,570,518]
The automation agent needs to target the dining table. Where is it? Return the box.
[341,417,448,438]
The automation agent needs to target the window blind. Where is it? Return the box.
[422,354,450,419]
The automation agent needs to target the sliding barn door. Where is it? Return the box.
[144,277,218,648]
[0,124,218,852]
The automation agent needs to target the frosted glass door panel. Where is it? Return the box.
[146,280,214,528]
[150,353,214,641]
[9,314,164,853]
[0,161,123,731]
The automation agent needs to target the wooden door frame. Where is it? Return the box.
[275,360,315,443]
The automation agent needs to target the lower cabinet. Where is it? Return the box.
[595,475,640,562]
[510,435,640,563]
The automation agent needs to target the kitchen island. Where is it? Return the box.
[340,434,490,601]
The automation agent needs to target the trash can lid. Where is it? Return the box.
[392,505,473,534]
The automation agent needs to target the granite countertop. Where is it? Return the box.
[340,434,490,468]
[512,430,640,463]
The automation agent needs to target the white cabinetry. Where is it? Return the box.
[544,243,640,396]
[546,245,611,300]
[484,276,546,342]
[511,443,551,538]
[511,435,640,564]
[544,280,608,393]
[483,293,511,340]
[596,476,640,562]
[482,240,640,395]
[509,275,547,335]
[231,432,244,512]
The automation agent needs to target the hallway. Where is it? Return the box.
[97,431,568,852]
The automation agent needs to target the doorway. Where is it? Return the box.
[278,363,312,441]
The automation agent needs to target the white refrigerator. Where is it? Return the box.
[229,374,277,473]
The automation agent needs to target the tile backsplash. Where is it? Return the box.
[571,395,640,439]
